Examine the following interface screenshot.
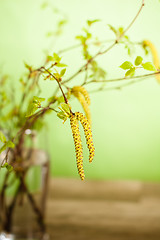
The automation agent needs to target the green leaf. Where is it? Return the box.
[24,62,32,71]
[26,96,45,117]
[46,32,54,37]
[57,112,66,120]
[5,141,15,148]
[1,163,8,168]
[57,96,65,103]
[124,35,129,40]
[127,46,131,56]
[1,163,13,172]
[142,62,156,71]
[41,2,48,9]
[26,103,39,117]
[60,68,66,77]
[120,61,133,70]
[53,72,61,81]
[56,63,67,67]
[118,27,124,34]
[47,55,54,61]
[33,96,45,104]
[0,141,15,154]
[0,145,7,154]
[125,67,135,77]
[75,35,86,44]
[60,103,70,114]
[58,19,67,27]
[135,56,143,66]
[0,131,6,143]
[108,24,117,36]
[86,32,92,39]
[6,164,13,172]
[48,96,57,103]
[87,19,100,26]
[53,53,61,63]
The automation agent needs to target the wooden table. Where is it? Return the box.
[46,178,160,240]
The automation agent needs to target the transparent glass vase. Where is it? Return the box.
[0,148,50,240]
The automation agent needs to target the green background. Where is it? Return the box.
[0,0,160,181]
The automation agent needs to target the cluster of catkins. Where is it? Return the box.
[70,111,95,180]
[71,86,91,125]
[143,40,160,83]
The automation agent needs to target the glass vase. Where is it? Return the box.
[0,148,50,240]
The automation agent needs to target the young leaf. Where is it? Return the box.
[56,63,67,67]
[120,61,133,70]
[53,72,61,81]
[57,96,65,103]
[46,32,54,37]
[53,53,61,63]
[75,35,86,44]
[0,141,15,154]
[108,24,117,36]
[0,131,6,143]
[57,112,66,120]
[48,96,57,103]
[6,141,15,148]
[0,145,6,154]
[60,68,66,77]
[41,2,48,9]
[33,96,45,104]
[60,103,70,114]
[26,103,39,117]
[1,162,8,168]
[142,62,156,71]
[26,96,45,117]
[58,19,67,27]
[124,35,129,40]
[47,55,54,61]
[1,162,13,172]
[118,27,124,34]
[135,56,143,66]
[87,19,100,26]
[125,67,135,77]
[24,62,32,72]
[6,164,13,172]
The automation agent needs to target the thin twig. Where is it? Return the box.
[58,38,141,55]
[4,182,20,232]
[58,39,113,54]
[40,67,69,105]
[118,0,145,41]
[84,71,160,85]
[90,77,149,93]
[63,0,145,84]
[39,67,73,114]
[22,179,46,232]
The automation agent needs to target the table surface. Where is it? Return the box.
[46,178,160,240]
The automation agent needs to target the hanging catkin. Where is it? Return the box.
[72,86,91,105]
[69,111,95,180]
[73,91,91,125]
[143,40,160,83]
[75,112,95,163]
[70,113,85,180]
[72,86,91,124]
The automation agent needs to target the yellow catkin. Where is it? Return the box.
[70,114,85,180]
[143,40,160,83]
[72,86,90,105]
[73,91,91,125]
[75,112,95,163]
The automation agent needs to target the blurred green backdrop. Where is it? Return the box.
[0,0,160,181]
